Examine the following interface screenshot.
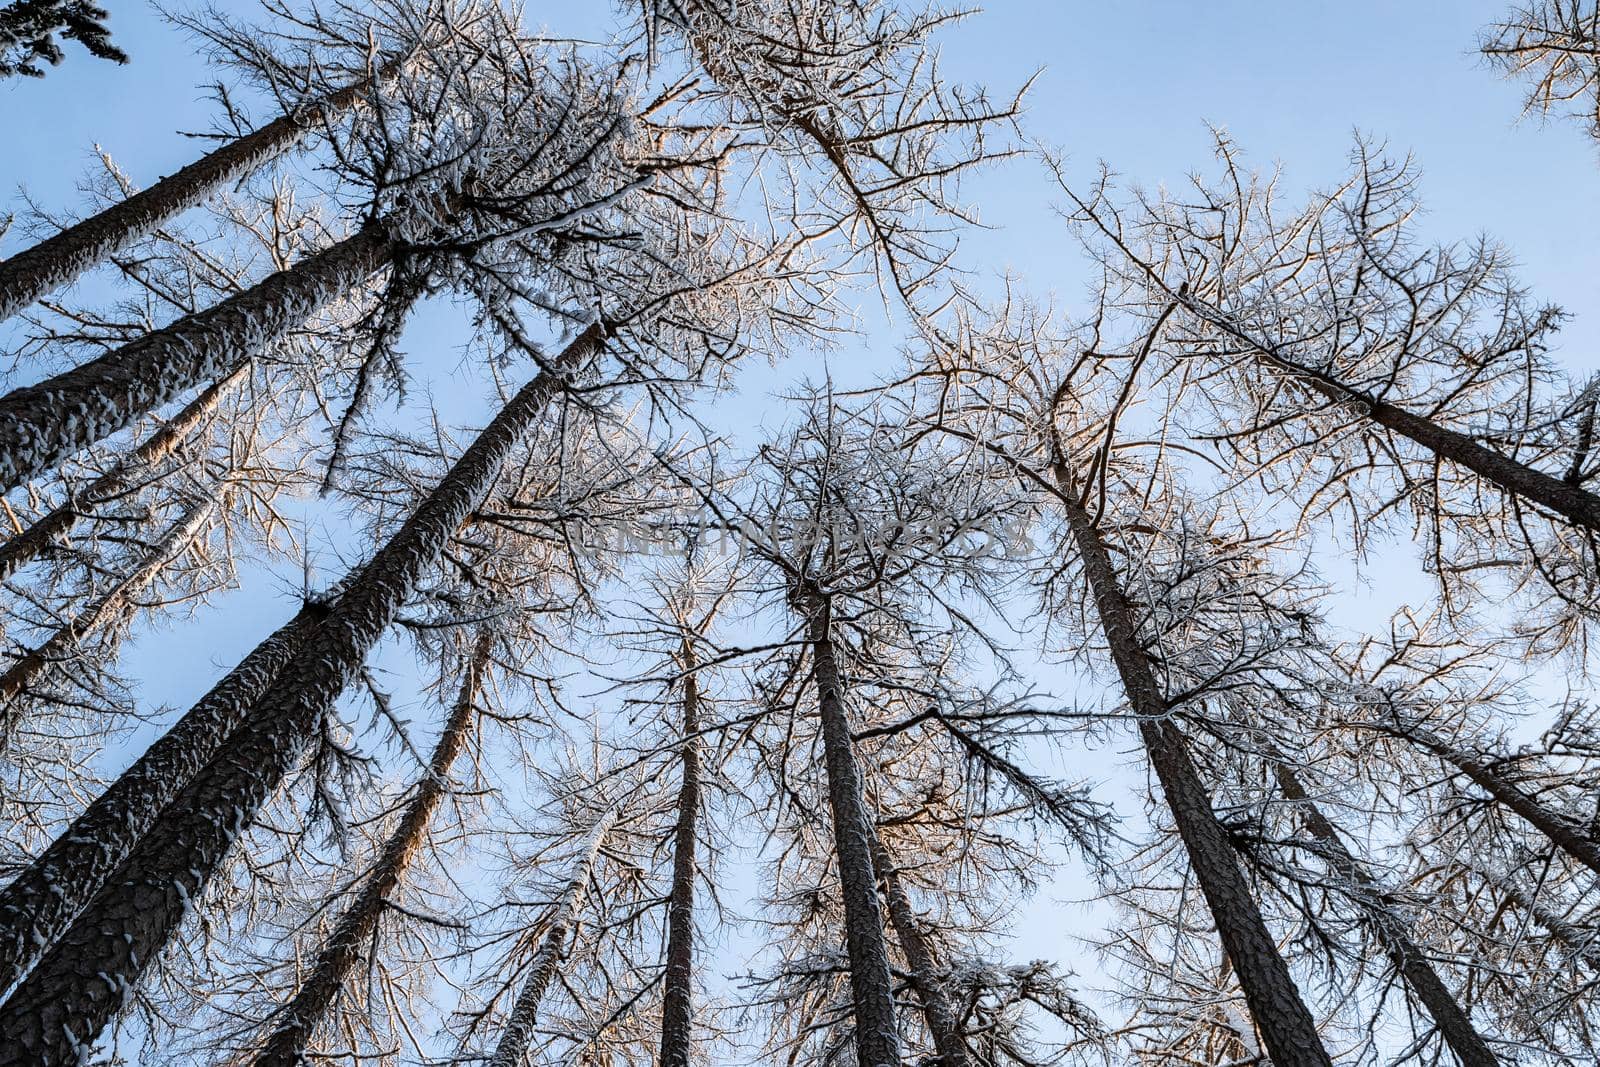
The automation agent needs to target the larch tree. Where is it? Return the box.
[0,0,437,316]
[450,747,668,1067]
[0,6,821,1057]
[603,558,740,1067]
[1053,138,1600,657]
[900,302,1339,1066]
[199,362,698,1064]
[722,395,1108,1067]
[242,628,496,1066]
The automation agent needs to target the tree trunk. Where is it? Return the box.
[804,595,904,1067]
[658,639,702,1067]
[251,630,493,1067]
[0,599,325,994]
[0,324,603,1066]
[1375,721,1600,878]
[1458,858,1600,969]
[1272,765,1500,1066]
[869,831,969,1067]
[0,223,394,493]
[0,490,216,709]
[0,362,247,582]
[0,72,382,322]
[1050,458,1332,1067]
[1191,300,1600,532]
[486,807,617,1067]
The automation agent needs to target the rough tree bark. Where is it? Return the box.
[0,70,383,321]
[0,362,248,582]
[1271,764,1500,1066]
[869,830,970,1067]
[658,637,703,1067]
[0,324,603,1066]
[1050,457,1333,1067]
[0,490,217,709]
[0,599,325,992]
[250,630,493,1066]
[0,222,394,493]
[803,594,904,1067]
[486,806,618,1067]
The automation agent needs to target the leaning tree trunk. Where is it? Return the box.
[0,362,247,582]
[869,831,970,1067]
[1458,857,1600,969]
[1271,764,1500,1067]
[1369,720,1600,878]
[0,599,325,993]
[0,489,216,710]
[803,594,904,1067]
[658,638,703,1067]
[0,324,603,1067]
[251,630,493,1067]
[0,69,386,322]
[0,222,395,493]
[1190,300,1600,533]
[1050,458,1333,1067]
[486,807,618,1067]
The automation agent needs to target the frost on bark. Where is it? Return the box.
[0,325,602,1067]
[0,363,247,583]
[658,638,703,1067]
[0,599,325,993]
[250,630,493,1067]
[486,806,618,1067]
[0,223,394,494]
[0,490,217,710]
[1051,460,1333,1067]
[870,831,969,1067]
[0,68,379,317]
[1271,764,1500,1067]
[802,594,904,1067]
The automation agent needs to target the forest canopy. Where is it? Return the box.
[1,2,1599,1065]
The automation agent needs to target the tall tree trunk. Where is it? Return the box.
[0,71,384,322]
[1190,301,1600,532]
[486,807,618,1067]
[0,222,394,493]
[0,489,216,709]
[0,362,247,582]
[1050,458,1332,1067]
[1369,720,1600,877]
[658,638,702,1067]
[0,324,603,1066]
[1271,765,1500,1066]
[251,630,493,1067]
[0,599,325,994]
[803,594,904,1067]
[869,831,969,1067]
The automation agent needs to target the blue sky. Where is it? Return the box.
[4,0,1599,1058]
